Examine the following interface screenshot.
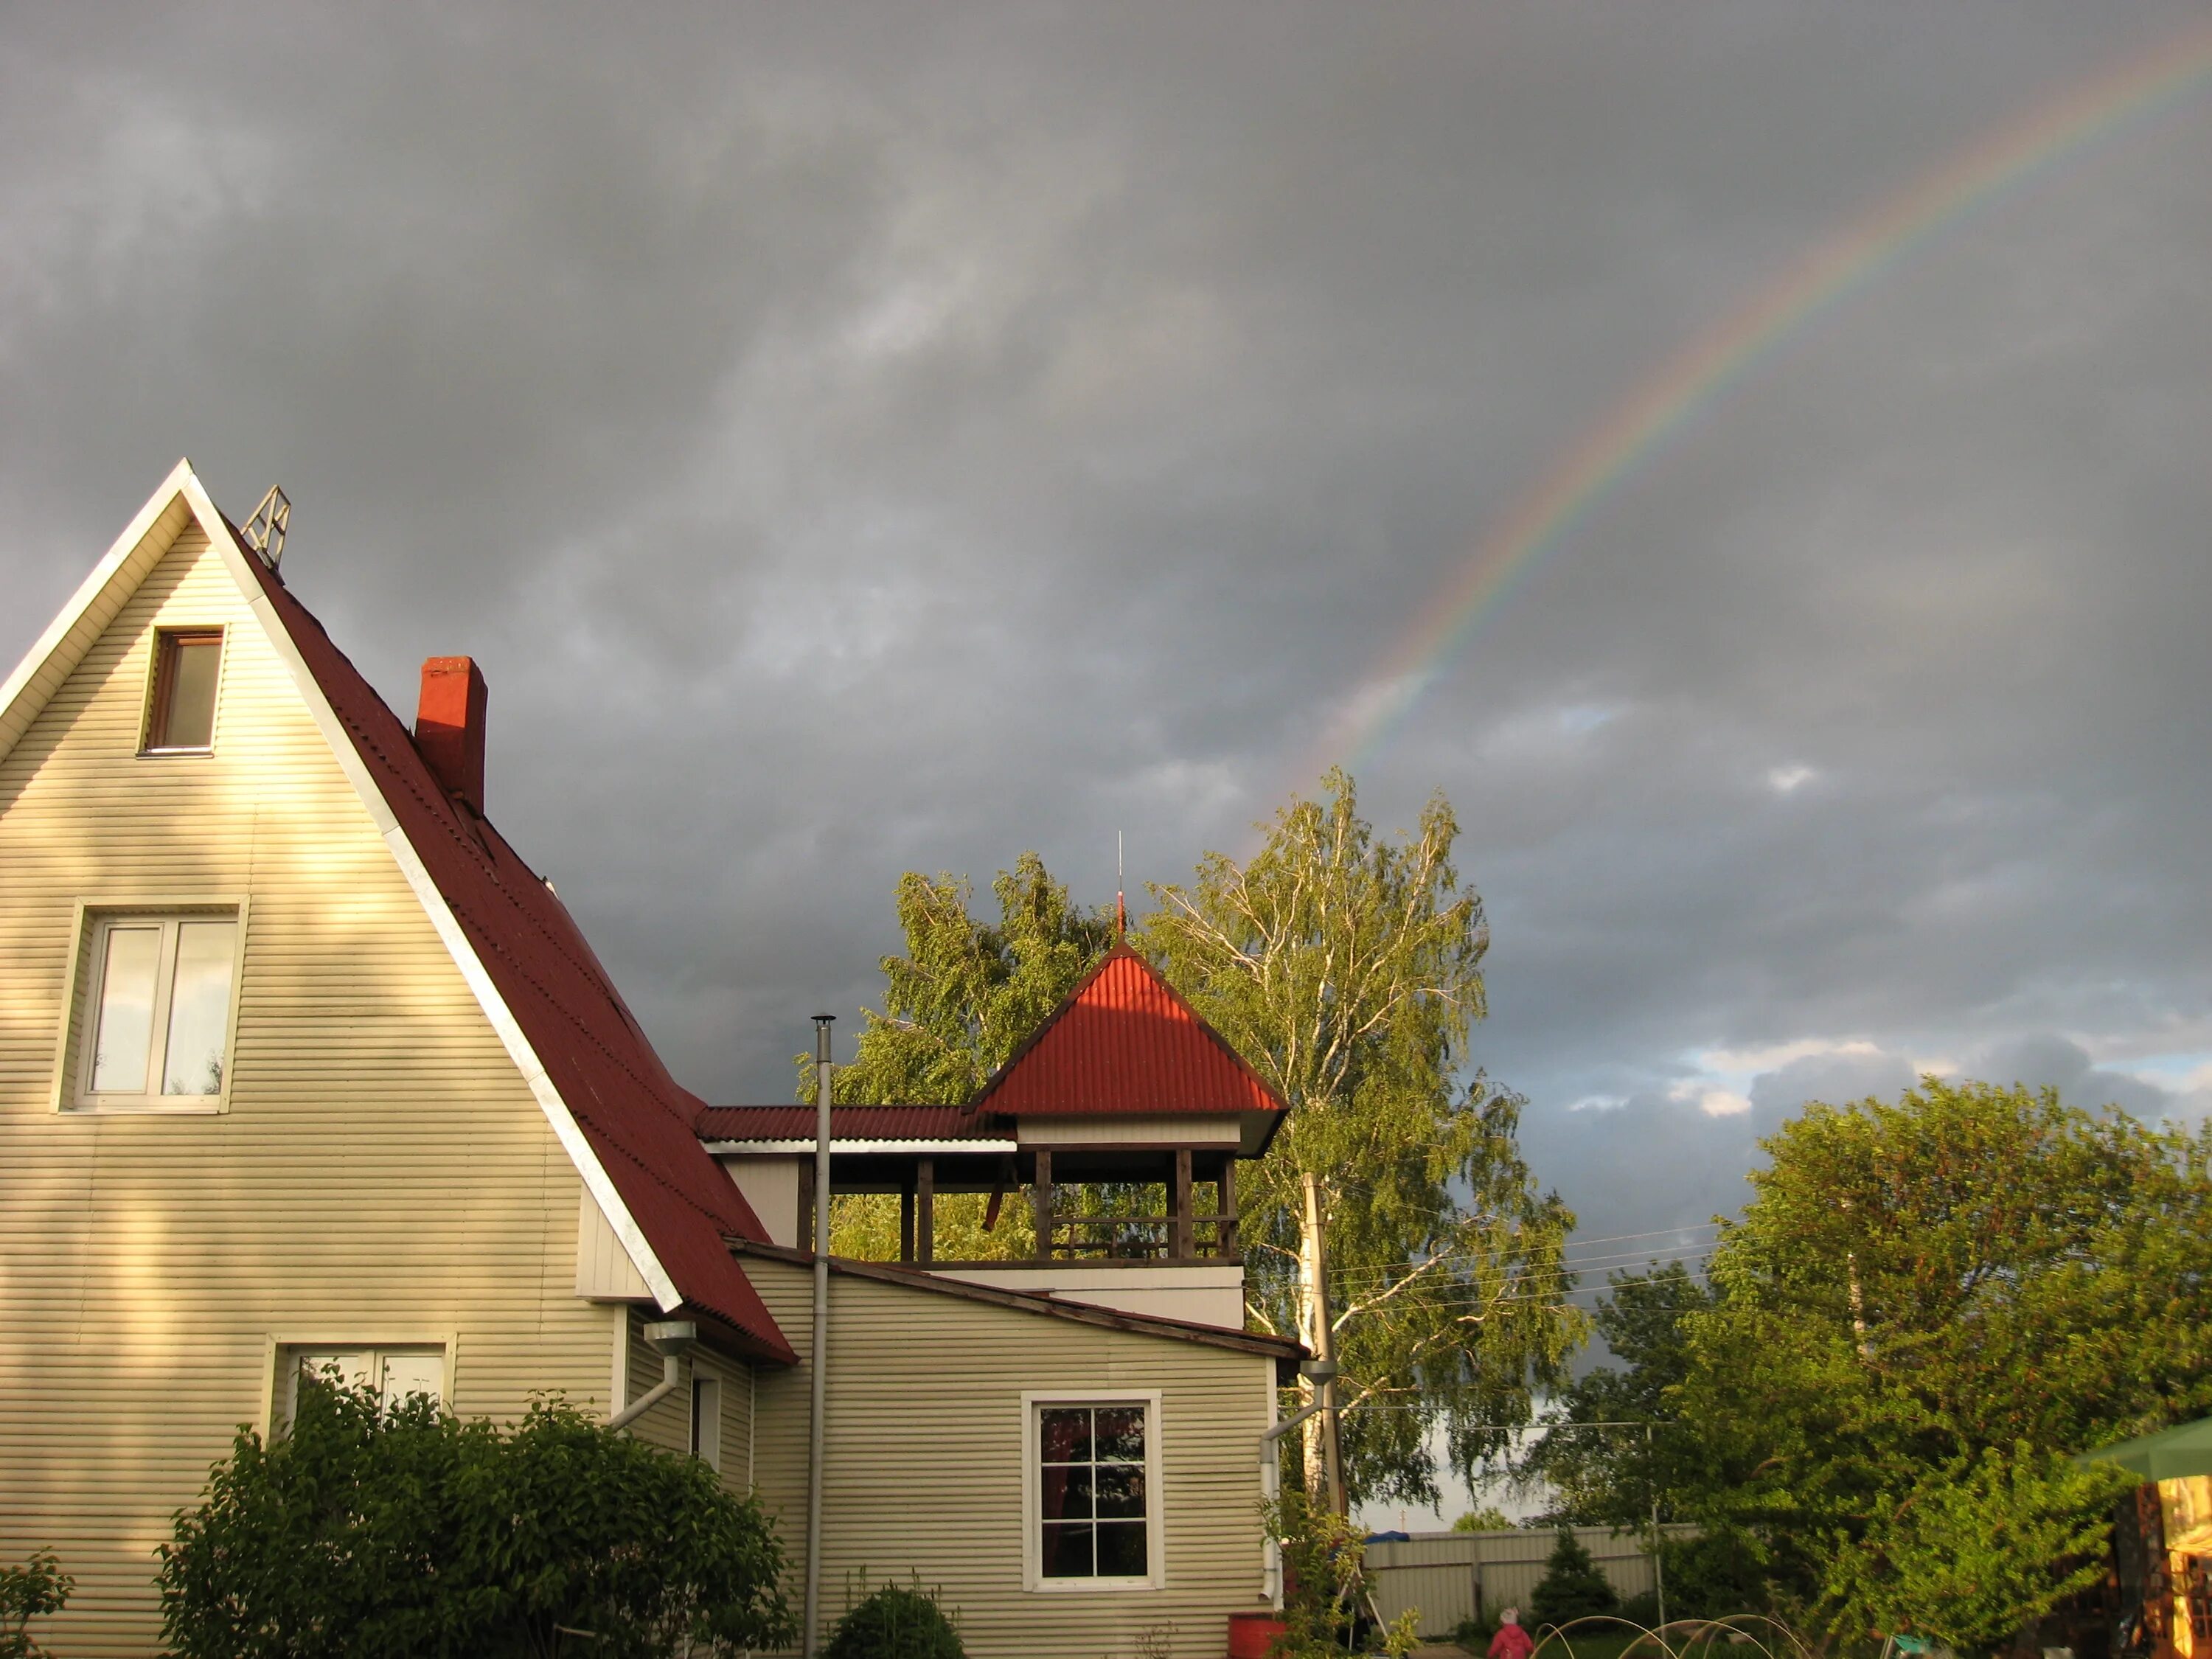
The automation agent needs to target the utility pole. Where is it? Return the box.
[1649,1419,1666,1632]
[1301,1170,1346,1514]
[803,1015,835,1659]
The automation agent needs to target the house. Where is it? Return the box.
[0,464,1303,1658]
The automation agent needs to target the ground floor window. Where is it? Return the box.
[1026,1393,1164,1590]
[691,1374,722,1472]
[276,1343,446,1430]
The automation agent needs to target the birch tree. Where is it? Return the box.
[1141,769,1583,1506]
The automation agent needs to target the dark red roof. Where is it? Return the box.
[698,1105,1006,1142]
[966,945,1289,1119]
[233,538,793,1364]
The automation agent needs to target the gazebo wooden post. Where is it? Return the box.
[1172,1149,1193,1260]
[916,1157,935,1265]
[1033,1150,1054,1260]
[1218,1158,1237,1257]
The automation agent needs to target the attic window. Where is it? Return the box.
[143,628,223,753]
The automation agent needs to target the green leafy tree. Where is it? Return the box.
[158,1376,793,1658]
[1451,1505,1517,1532]
[801,853,1113,1259]
[1672,1078,2209,1647]
[825,1579,966,1659]
[0,1550,72,1659]
[1517,1262,1716,1527]
[1527,1528,1618,1627]
[1141,771,1582,1507]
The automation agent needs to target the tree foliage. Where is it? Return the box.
[157,1377,793,1659]
[1141,770,1582,1505]
[1517,1262,1716,1528]
[804,854,1111,1259]
[1451,1505,1517,1533]
[0,1551,71,1659]
[1670,1078,2208,1647]
[1527,1528,1618,1627]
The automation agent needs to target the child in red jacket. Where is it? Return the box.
[1489,1608,1537,1659]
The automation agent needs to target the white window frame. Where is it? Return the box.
[53,898,248,1115]
[139,625,226,756]
[262,1333,459,1436]
[1020,1389,1166,1593]
[691,1370,723,1473]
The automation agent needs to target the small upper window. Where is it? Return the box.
[143,628,223,752]
[76,912,240,1108]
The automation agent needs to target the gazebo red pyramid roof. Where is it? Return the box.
[966,945,1287,1144]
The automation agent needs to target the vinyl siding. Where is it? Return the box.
[745,1256,1276,1659]
[0,526,622,1655]
[619,1305,757,1489]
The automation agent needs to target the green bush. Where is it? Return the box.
[825,1579,965,1659]
[1656,1530,1772,1619]
[1528,1528,1618,1628]
[1,1551,72,1659]
[157,1374,793,1658]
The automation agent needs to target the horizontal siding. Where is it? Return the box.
[745,1256,1274,1659]
[0,526,620,1656]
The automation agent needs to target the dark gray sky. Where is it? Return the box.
[8,4,2211,1301]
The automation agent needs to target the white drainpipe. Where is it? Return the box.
[606,1319,698,1431]
[1259,1359,1338,1606]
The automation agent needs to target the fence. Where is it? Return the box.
[1366,1524,1701,1641]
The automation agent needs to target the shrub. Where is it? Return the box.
[1658,1529,1772,1620]
[1263,1492,1418,1658]
[825,1579,965,1659]
[0,1551,72,1659]
[1528,1528,1618,1628]
[157,1375,793,1658]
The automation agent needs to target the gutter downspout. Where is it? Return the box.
[804,1016,835,1659]
[1259,1360,1338,1607]
[605,1320,698,1431]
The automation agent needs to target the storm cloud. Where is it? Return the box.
[7,1,2210,1322]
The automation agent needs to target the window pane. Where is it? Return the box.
[1094,1462,1145,1519]
[1095,1520,1147,1578]
[159,637,220,748]
[691,1377,722,1471]
[162,920,235,1095]
[1041,1522,1095,1578]
[379,1352,444,1408]
[1040,1407,1091,1464]
[1094,1407,1145,1462]
[90,926,161,1093]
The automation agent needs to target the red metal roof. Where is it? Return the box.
[966,945,1289,1119]
[698,1105,1004,1142]
[234,537,793,1365]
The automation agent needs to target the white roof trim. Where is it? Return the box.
[706,1138,1020,1155]
[0,459,199,768]
[7,465,681,1314]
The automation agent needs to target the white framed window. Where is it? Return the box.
[64,907,244,1111]
[691,1374,723,1472]
[275,1343,449,1431]
[141,627,224,754]
[1021,1391,1165,1592]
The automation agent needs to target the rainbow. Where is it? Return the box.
[1304,17,2212,784]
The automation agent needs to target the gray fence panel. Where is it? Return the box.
[1367,1526,1698,1640]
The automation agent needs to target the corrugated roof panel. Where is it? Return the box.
[968,945,1287,1118]
[236,537,793,1364]
[697,1105,1001,1141]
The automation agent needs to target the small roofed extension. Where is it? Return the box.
[698,946,1288,1330]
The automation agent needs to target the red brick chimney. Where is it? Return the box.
[414,656,487,812]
